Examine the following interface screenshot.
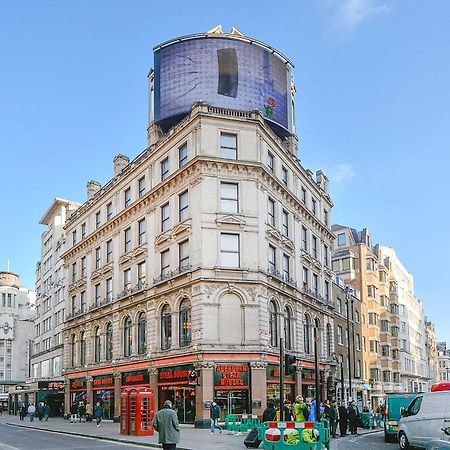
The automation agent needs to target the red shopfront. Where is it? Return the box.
[69,379,87,408]
[92,375,115,420]
[158,365,197,423]
[214,363,250,420]
[122,370,150,388]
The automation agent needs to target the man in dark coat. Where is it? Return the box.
[262,401,277,422]
[347,400,359,435]
[338,402,348,437]
[153,400,180,450]
[329,401,338,438]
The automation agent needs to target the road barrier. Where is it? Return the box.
[259,420,330,449]
[224,414,262,433]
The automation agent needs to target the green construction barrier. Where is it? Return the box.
[259,419,331,450]
[361,412,373,429]
[225,414,262,433]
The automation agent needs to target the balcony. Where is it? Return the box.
[301,284,332,306]
[153,265,192,285]
[65,307,87,321]
[116,282,148,301]
[267,267,297,287]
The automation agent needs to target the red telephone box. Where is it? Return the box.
[120,387,155,436]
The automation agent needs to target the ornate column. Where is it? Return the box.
[113,369,121,423]
[296,366,303,399]
[250,361,268,415]
[86,374,93,407]
[64,377,70,419]
[148,365,158,411]
[194,361,214,428]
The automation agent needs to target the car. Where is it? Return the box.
[384,393,417,442]
[398,390,450,449]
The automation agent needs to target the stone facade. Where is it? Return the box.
[62,101,335,425]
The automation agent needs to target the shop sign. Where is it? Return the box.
[70,379,86,390]
[214,364,249,388]
[158,365,195,384]
[93,375,114,389]
[122,370,149,386]
[266,364,295,382]
[38,381,65,391]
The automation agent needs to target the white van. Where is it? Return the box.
[398,391,450,449]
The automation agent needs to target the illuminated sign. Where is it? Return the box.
[154,36,292,135]
[69,379,86,390]
[214,364,249,389]
[158,365,195,384]
[93,375,114,388]
[122,370,149,386]
[38,381,65,391]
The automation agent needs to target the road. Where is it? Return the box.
[0,423,150,450]
[331,430,398,449]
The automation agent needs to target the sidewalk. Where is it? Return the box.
[0,414,381,449]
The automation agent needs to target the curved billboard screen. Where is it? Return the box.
[154,36,292,134]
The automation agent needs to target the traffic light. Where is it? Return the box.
[284,354,296,375]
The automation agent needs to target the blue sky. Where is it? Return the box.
[1,1,449,341]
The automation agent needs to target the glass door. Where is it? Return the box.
[215,390,249,420]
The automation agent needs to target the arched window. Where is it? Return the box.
[105,323,113,361]
[284,306,292,350]
[69,334,76,367]
[94,327,101,363]
[79,331,86,366]
[161,304,172,350]
[137,312,147,355]
[269,301,278,347]
[326,323,332,356]
[179,300,192,347]
[304,314,312,354]
[123,316,132,357]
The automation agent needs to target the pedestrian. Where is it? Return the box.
[329,401,338,438]
[0,404,3,414]
[94,402,103,427]
[210,401,222,434]
[282,399,294,421]
[85,402,93,422]
[338,402,348,437]
[78,401,86,423]
[19,403,27,420]
[293,396,309,422]
[347,400,358,435]
[70,402,78,423]
[153,400,180,450]
[36,402,44,421]
[43,403,50,421]
[28,403,36,422]
[308,398,317,422]
[262,401,277,422]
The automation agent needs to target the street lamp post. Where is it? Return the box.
[345,286,353,400]
[313,325,320,420]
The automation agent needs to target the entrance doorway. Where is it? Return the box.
[215,390,249,421]
[159,386,196,423]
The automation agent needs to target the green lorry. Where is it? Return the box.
[384,393,417,442]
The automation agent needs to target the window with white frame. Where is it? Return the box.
[301,187,306,203]
[281,166,288,185]
[137,261,146,286]
[220,233,240,268]
[81,222,86,239]
[312,273,319,294]
[124,187,132,207]
[159,202,170,233]
[301,226,308,251]
[267,151,274,172]
[81,256,86,277]
[311,197,317,215]
[179,143,188,167]
[268,245,276,272]
[138,177,146,198]
[161,157,169,181]
[94,284,101,303]
[138,218,146,245]
[178,190,189,222]
[324,280,330,302]
[283,254,290,280]
[312,235,318,259]
[161,249,170,276]
[324,209,329,226]
[106,202,113,221]
[106,278,113,301]
[124,227,132,253]
[95,211,101,229]
[220,133,237,159]
[302,267,309,287]
[72,230,77,246]
[268,198,275,226]
[179,240,189,269]
[95,247,101,269]
[80,291,86,311]
[220,182,238,213]
[71,262,77,282]
[337,233,346,246]
[282,210,289,237]
[323,245,329,267]
[337,325,343,345]
[106,239,113,263]
[123,268,131,290]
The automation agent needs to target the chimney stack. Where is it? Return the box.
[113,154,130,177]
[316,170,329,194]
[87,180,102,200]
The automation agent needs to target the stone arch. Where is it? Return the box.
[217,291,243,345]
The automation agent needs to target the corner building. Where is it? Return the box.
[62,29,335,426]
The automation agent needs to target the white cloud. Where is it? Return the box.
[327,0,389,35]
[328,162,355,184]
